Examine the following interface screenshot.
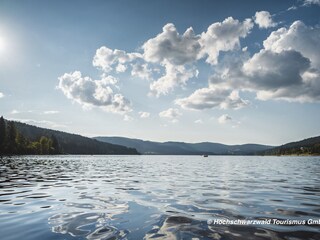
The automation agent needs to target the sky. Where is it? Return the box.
[0,0,320,145]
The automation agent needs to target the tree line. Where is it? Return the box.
[0,116,61,155]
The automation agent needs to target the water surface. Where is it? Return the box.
[0,155,320,239]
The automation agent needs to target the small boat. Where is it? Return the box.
[203,154,208,157]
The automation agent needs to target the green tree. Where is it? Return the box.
[28,141,41,154]
[50,134,61,154]
[6,121,17,154]
[16,131,28,154]
[0,116,6,154]
[39,136,52,154]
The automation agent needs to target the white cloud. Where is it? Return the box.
[131,63,153,80]
[92,46,141,73]
[159,108,182,122]
[123,115,133,121]
[0,92,4,98]
[243,49,310,90]
[245,21,320,102]
[194,119,203,124]
[149,61,198,96]
[218,114,232,124]
[57,71,131,114]
[254,11,277,29]
[142,18,253,95]
[43,110,59,115]
[11,109,20,114]
[142,23,201,65]
[100,74,118,85]
[139,111,150,118]
[287,5,297,11]
[175,87,249,110]
[303,0,320,6]
[263,21,320,68]
[199,17,253,65]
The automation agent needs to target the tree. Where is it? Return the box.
[0,116,6,154]
[16,131,28,154]
[50,134,61,154]
[6,121,17,154]
[39,136,49,154]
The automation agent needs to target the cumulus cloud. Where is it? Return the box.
[218,114,232,124]
[254,11,277,29]
[0,92,4,98]
[246,21,320,102]
[139,111,150,118]
[57,71,131,113]
[199,17,253,65]
[175,87,249,110]
[92,46,141,73]
[159,108,182,122]
[150,61,198,96]
[243,49,310,90]
[263,21,320,68]
[142,23,201,65]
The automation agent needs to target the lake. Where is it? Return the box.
[0,155,320,240]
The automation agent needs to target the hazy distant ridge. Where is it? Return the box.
[94,136,273,155]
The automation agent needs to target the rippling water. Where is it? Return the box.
[1,155,320,240]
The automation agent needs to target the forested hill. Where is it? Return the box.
[261,136,320,155]
[0,117,139,155]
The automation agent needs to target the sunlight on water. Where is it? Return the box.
[0,155,320,239]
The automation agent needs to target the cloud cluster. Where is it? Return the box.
[176,20,320,111]
[58,11,320,121]
[58,71,131,113]
[205,21,320,103]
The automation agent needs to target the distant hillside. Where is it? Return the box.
[12,121,139,155]
[94,136,273,155]
[262,136,320,155]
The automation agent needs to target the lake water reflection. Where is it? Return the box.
[0,155,320,239]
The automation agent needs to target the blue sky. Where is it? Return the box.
[0,0,320,145]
